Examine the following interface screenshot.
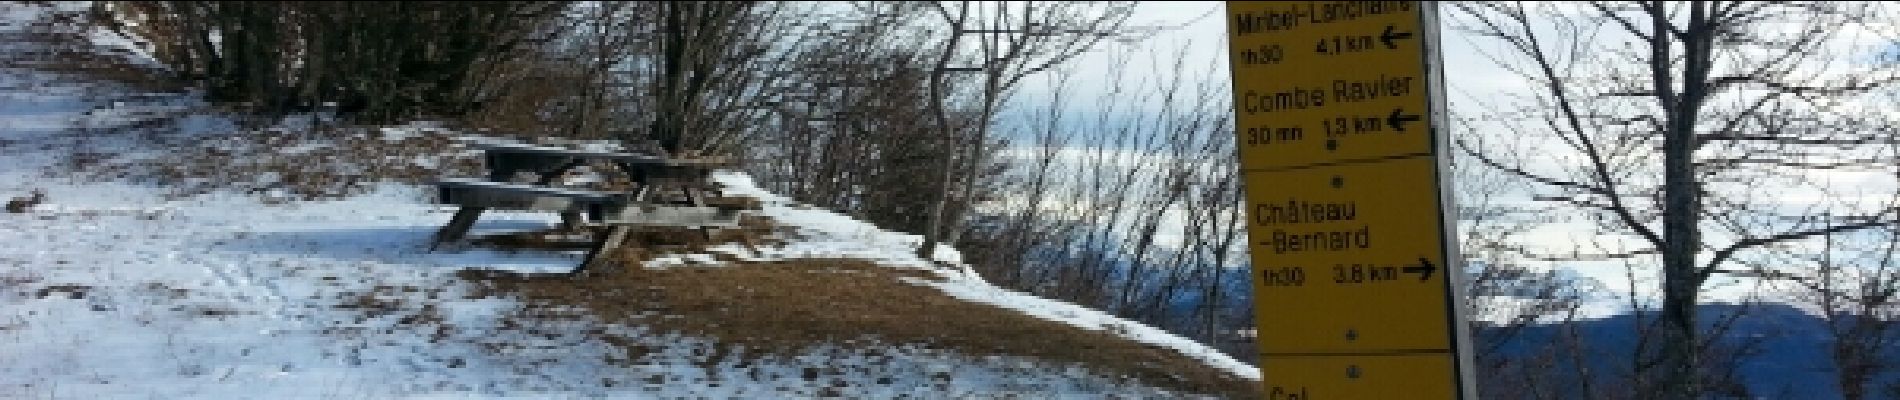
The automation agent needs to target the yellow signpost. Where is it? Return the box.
[1225,1,1477,398]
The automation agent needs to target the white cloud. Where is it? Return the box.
[997,2,1900,318]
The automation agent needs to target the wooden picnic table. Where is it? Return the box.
[429,138,744,274]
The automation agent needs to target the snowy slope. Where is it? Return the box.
[704,172,1262,382]
[0,173,1236,398]
[0,26,1256,400]
[0,85,1255,399]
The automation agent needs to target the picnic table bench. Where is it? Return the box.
[429,138,747,274]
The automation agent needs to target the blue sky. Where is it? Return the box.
[1021,1,1526,112]
[1019,2,1900,318]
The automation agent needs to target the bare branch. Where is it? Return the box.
[1701,217,1899,280]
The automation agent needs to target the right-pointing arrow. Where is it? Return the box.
[1386,108,1422,132]
[1402,257,1436,281]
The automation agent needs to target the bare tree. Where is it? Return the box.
[945,22,1257,360]
[102,1,570,121]
[1791,215,1900,400]
[556,1,813,158]
[734,1,1256,366]
[912,1,1137,260]
[1448,122,1588,397]
[738,1,964,235]
[1451,2,1900,397]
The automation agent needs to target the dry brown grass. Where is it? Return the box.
[457,254,1262,398]
[69,123,490,202]
[436,215,1259,397]
[323,284,459,342]
[465,214,781,258]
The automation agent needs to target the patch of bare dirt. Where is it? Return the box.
[457,254,1261,398]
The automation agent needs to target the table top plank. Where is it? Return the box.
[471,142,732,168]
[435,178,627,202]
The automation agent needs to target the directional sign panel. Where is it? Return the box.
[1260,354,1458,399]
[1226,1,1476,398]
[1244,158,1453,354]
[1228,1,1436,171]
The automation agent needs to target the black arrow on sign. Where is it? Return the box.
[1380,25,1414,49]
[1402,258,1436,281]
[1386,109,1422,132]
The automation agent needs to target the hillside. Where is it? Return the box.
[0,4,1260,398]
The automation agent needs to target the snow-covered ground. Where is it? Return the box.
[0,10,1257,396]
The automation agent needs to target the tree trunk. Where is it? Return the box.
[296,8,325,111]
[1655,4,1712,398]
[915,9,967,260]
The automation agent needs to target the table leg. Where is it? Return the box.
[575,225,632,275]
[432,206,486,250]
[634,184,655,203]
[536,159,588,230]
[683,185,707,207]
[617,162,648,188]
[560,213,583,231]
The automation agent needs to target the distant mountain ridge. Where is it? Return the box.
[1480,302,1897,399]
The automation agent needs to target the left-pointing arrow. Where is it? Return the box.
[1386,109,1423,132]
[1380,25,1415,49]
[1402,257,1436,281]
